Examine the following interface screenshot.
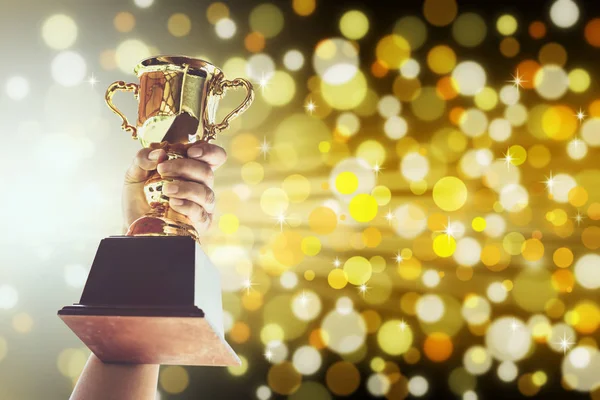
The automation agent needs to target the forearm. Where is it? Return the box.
[71,354,159,400]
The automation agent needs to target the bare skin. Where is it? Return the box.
[70,141,227,400]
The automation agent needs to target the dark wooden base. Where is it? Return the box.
[58,236,237,366]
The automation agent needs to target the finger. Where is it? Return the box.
[163,180,216,213]
[187,142,227,170]
[125,148,167,184]
[157,158,214,188]
[169,198,212,226]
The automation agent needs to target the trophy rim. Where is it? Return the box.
[134,55,221,77]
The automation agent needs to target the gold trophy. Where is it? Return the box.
[58,56,254,366]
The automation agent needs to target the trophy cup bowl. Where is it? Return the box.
[57,56,254,366]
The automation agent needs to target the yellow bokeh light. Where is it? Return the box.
[328,268,348,289]
[335,171,359,194]
[349,194,378,222]
[42,14,77,50]
[321,71,368,110]
[433,234,457,258]
[339,10,369,40]
[219,214,239,235]
[250,3,284,38]
[472,217,486,232]
[423,0,458,27]
[376,35,411,69]
[427,45,456,75]
[377,320,413,355]
[168,13,192,37]
[343,256,372,285]
[160,365,189,394]
[293,0,316,16]
[263,71,296,106]
[301,236,322,256]
[568,68,590,92]
[433,176,468,212]
[497,14,518,35]
[241,161,264,185]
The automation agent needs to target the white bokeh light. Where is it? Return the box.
[550,0,579,28]
[51,51,87,87]
[216,18,236,39]
[6,76,30,100]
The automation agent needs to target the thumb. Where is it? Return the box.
[124,148,167,184]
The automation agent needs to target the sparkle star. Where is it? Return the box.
[87,74,99,87]
[399,319,408,331]
[358,283,369,296]
[575,108,586,123]
[441,217,455,238]
[555,331,575,354]
[258,72,270,92]
[393,251,403,263]
[305,99,316,114]
[385,209,395,225]
[257,136,271,160]
[573,210,586,226]
[372,161,383,177]
[273,213,289,231]
[242,276,255,294]
[501,148,514,170]
[510,318,520,332]
[571,137,583,149]
[264,348,273,361]
[508,69,527,91]
[542,171,555,196]
[333,257,342,268]
[298,291,309,306]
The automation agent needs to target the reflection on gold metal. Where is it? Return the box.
[105,55,254,243]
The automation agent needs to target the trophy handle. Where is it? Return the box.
[208,78,254,137]
[105,81,140,139]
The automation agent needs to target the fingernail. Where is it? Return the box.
[149,149,162,161]
[188,146,204,158]
[170,198,184,206]
[163,182,179,194]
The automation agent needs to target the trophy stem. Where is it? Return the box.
[126,142,200,243]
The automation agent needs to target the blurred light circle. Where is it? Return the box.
[378,95,401,117]
[505,103,528,126]
[168,13,191,37]
[321,70,367,109]
[330,158,375,202]
[499,85,520,105]
[292,290,321,321]
[42,14,77,50]
[116,39,150,74]
[280,272,298,289]
[336,112,360,137]
[452,13,487,47]
[257,385,272,400]
[263,71,296,106]
[487,282,508,303]
[463,346,492,375]
[550,0,579,28]
[568,68,590,92]
[416,294,445,323]
[260,187,289,216]
[497,361,518,382]
[462,295,491,325]
[427,45,456,74]
[500,184,529,212]
[292,346,322,375]
[551,173,576,202]
[452,61,486,96]
[567,138,587,159]
[134,0,154,7]
[408,376,429,396]
[314,38,359,85]
[0,285,18,309]
[411,87,445,121]
[581,118,600,146]
[497,14,517,35]
[283,50,304,71]
[266,341,288,364]
[51,51,86,86]
[432,176,468,211]
[216,18,236,39]
[548,323,576,352]
[562,346,600,391]
[321,309,366,354]
[376,34,411,69]
[394,16,427,50]
[534,65,568,99]
[489,118,512,142]
[393,203,427,239]
[367,373,390,396]
[422,269,441,288]
[289,382,331,400]
[423,0,458,27]
[400,59,420,78]
[339,10,369,40]
[377,320,413,355]
[249,4,284,38]
[460,108,488,137]
[401,152,429,181]
[246,53,275,81]
[454,237,481,266]
[483,160,521,193]
[574,254,600,289]
[384,116,408,140]
[486,317,532,361]
[64,264,88,288]
[6,76,29,100]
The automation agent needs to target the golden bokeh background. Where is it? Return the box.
[1,0,600,398]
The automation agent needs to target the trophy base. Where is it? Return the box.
[58,305,239,366]
[57,236,237,366]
